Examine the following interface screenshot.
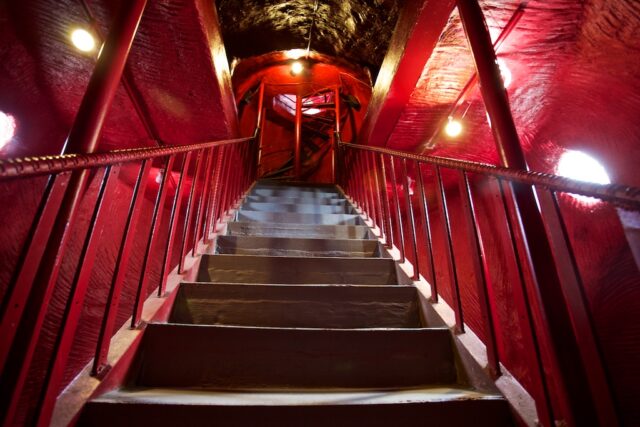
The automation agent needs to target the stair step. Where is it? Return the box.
[132,324,456,389]
[170,283,422,328]
[226,222,374,240]
[197,255,411,285]
[236,211,364,226]
[251,188,341,198]
[253,181,340,189]
[245,195,348,205]
[240,202,353,214]
[216,235,381,257]
[80,387,513,427]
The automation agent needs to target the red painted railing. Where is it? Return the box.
[337,140,640,427]
[0,136,257,425]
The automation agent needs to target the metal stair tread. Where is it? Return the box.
[91,386,505,406]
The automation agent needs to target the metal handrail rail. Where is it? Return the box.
[0,136,255,179]
[339,141,640,208]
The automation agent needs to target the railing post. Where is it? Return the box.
[388,156,406,262]
[158,152,193,296]
[294,93,303,179]
[94,159,152,376]
[458,171,499,377]
[0,1,147,425]
[401,159,420,280]
[415,162,438,301]
[369,151,385,240]
[34,165,122,425]
[132,155,175,328]
[458,0,607,424]
[378,153,394,249]
[435,166,464,333]
[191,148,216,255]
[179,150,205,273]
[333,86,341,183]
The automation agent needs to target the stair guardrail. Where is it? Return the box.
[337,139,639,426]
[0,135,258,425]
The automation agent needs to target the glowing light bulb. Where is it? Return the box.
[444,117,463,138]
[71,28,96,52]
[557,150,610,204]
[291,61,304,75]
[0,111,17,149]
[497,59,512,89]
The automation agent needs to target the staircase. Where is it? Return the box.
[78,181,514,426]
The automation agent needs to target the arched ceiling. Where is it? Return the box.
[215,0,403,77]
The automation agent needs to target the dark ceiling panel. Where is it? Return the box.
[216,0,402,76]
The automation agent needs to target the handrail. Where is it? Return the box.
[0,137,254,179]
[339,141,640,208]
[0,134,258,425]
[338,139,629,426]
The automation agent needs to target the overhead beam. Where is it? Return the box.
[358,0,456,147]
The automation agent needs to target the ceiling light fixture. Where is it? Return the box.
[0,111,17,149]
[497,59,512,89]
[444,117,463,138]
[557,150,610,204]
[291,61,304,75]
[71,28,96,52]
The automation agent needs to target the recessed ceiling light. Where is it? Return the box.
[0,111,16,149]
[557,150,610,204]
[71,28,96,52]
[497,59,512,89]
[291,61,304,75]
[444,117,463,138]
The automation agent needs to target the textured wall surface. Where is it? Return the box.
[1,0,639,424]
[216,0,401,77]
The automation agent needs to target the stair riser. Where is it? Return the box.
[216,235,380,258]
[251,189,341,198]
[236,211,364,226]
[134,325,456,389]
[170,283,422,328]
[226,223,374,240]
[241,202,353,215]
[197,255,411,285]
[80,399,513,427]
[245,195,348,206]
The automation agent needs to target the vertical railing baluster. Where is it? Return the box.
[537,188,618,424]
[34,165,121,425]
[158,152,193,297]
[496,178,554,422]
[354,152,367,218]
[370,151,386,242]
[0,172,71,375]
[415,161,438,301]
[206,146,226,240]
[191,147,215,255]
[365,152,378,227]
[435,166,464,333]
[402,158,420,280]
[378,153,394,249]
[458,171,499,376]
[132,155,175,327]
[179,150,204,273]
[388,156,405,262]
[94,159,152,376]
[216,146,233,223]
